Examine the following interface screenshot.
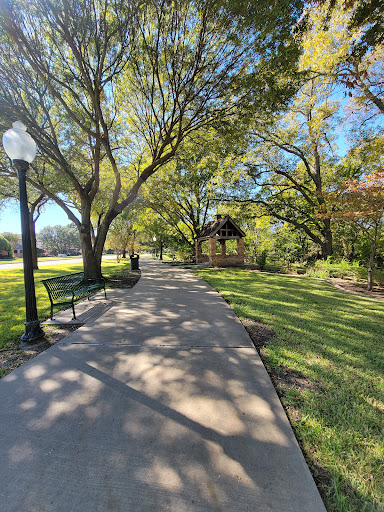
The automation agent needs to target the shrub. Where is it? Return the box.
[257,249,268,270]
[0,236,13,257]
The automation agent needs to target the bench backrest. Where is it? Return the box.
[42,272,85,300]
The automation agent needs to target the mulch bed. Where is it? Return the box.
[0,325,79,378]
[329,278,384,300]
[105,269,141,288]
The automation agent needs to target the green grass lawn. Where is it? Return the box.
[0,260,130,349]
[195,268,384,512]
[0,255,85,265]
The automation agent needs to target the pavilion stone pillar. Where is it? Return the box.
[208,237,217,259]
[220,240,226,256]
[237,237,244,258]
[195,240,203,263]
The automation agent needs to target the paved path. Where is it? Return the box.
[0,260,326,512]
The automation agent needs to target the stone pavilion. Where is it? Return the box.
[195,215,246,267]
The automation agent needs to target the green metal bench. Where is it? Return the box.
[42,271,107,320]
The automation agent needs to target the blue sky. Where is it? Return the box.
[0,202,74,235]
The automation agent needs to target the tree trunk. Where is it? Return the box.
[321,218,333,259]
[131,232,135,255]
[160,240,163,260]
[367,226,378,291]
[350,241,355,262]
[367,246,375,291]
[79,208,118,278]
[82,245,102,278]
[80,225,103,279]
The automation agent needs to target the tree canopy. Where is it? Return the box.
[38,223,80,255]
[0,234,12,255]
[0,0,304,277]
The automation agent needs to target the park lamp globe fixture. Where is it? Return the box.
[153,236,156,242]
[2,121,44,344]
[2,121,37,164]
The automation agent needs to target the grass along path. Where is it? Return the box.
[195,268,384,512]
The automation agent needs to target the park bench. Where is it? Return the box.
[42,271,107,320]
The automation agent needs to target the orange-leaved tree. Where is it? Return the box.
[322,170,384,290]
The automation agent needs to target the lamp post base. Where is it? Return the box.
[21,320,44,343]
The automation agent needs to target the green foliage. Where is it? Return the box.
[106,209,136,255]
[299,0,384,122]
[215,0,304,115]
[0,0,381,278]
[256,249,268,270]
[224,76,339,259]
[38,224,80,255]
[196,268,384,512]
[272,225,311,265]
[2,232,18,246]
[131,206,190,258]
[0,235,12,255]
[142,128,234,248]
[220,0,384,268]
[304,258,384,285]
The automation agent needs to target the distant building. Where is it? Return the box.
[14,243,23,257]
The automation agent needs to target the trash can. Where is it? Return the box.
[130,253,140,270]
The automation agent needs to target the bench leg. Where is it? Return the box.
[104,287,107,300]
[50,304,53,320]
[72,302,76,320]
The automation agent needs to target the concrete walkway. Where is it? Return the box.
[0,260,326,512]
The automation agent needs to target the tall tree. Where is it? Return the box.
[0,0,302,277]
[105,210,135,258]
[323,170,384,290]
[224,78,340,258]
[0,234,12,256]
[318,0,384,57]
[2,232,18,249]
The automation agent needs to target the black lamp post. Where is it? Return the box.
[153,236,157,258]
[2,122,44,343]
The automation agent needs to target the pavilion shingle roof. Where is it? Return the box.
[197,215,245,240]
